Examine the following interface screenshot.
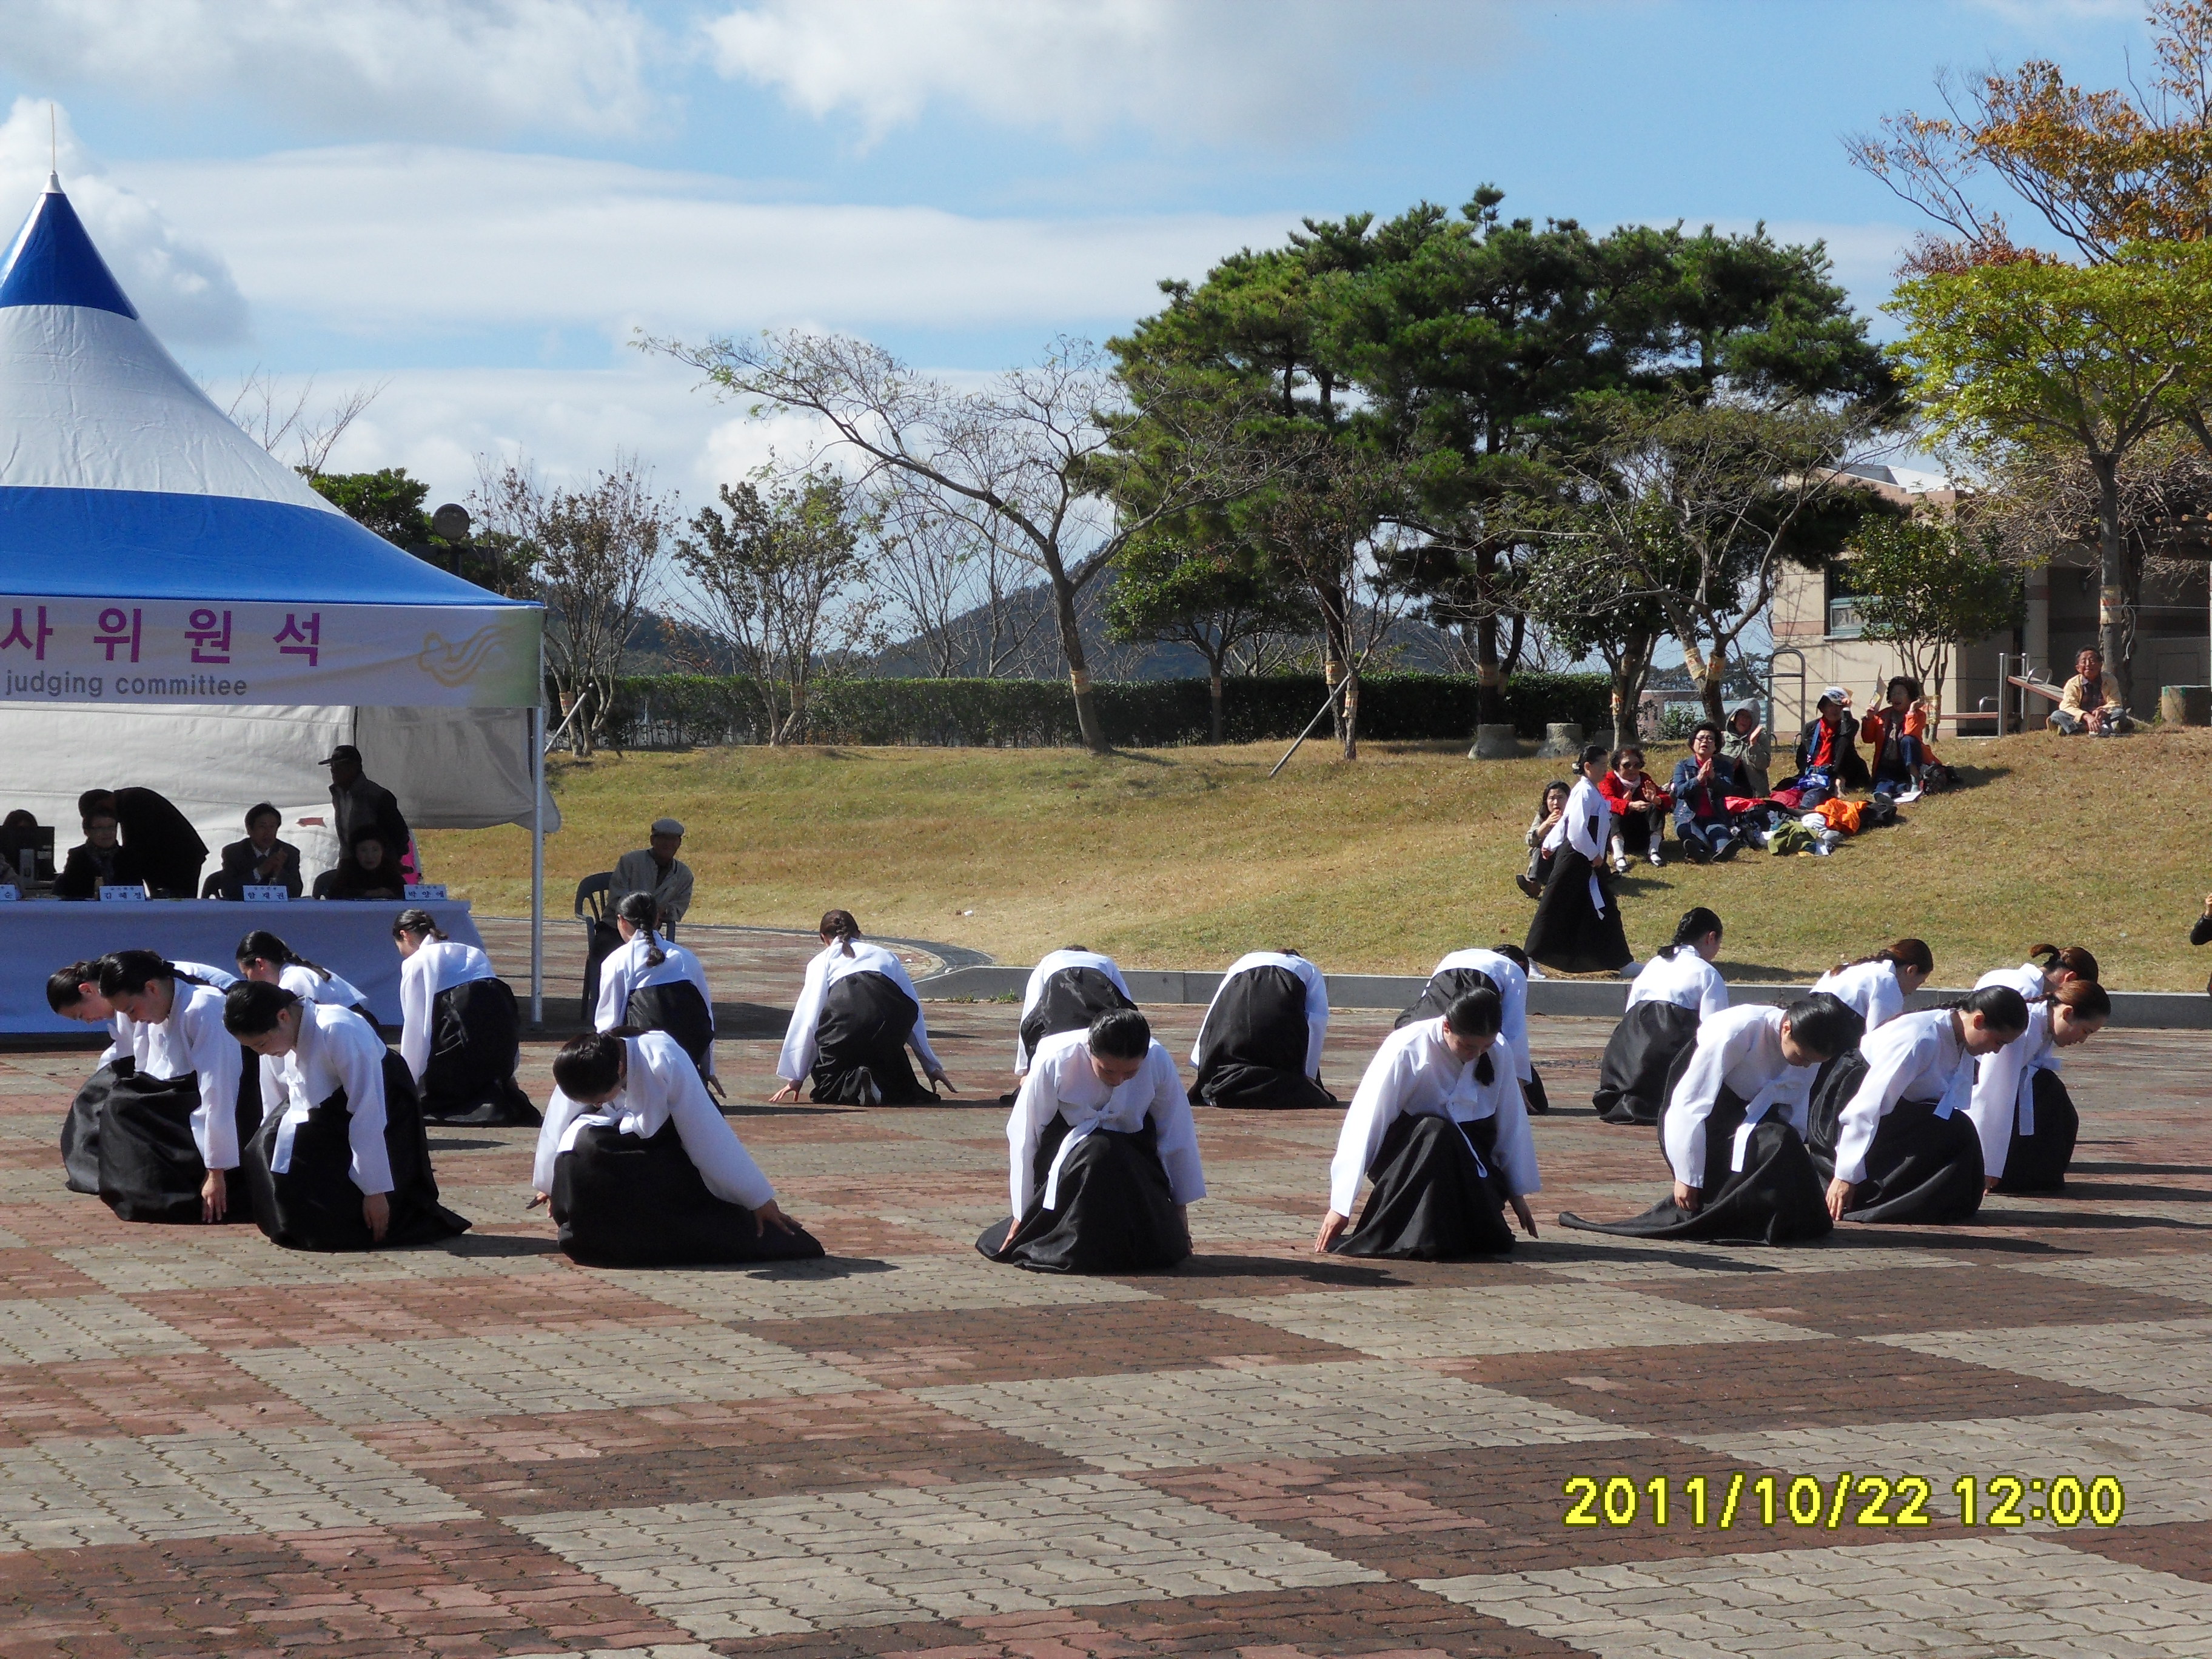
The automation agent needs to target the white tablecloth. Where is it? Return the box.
[0,899,483,1034]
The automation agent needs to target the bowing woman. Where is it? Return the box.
[594,893,719,1090]
[1805,937,1934,1147]
[1318,988,1540,1261]
[1524,744,1631,976]
[1967,978,2109,1195]
[393,910,538,1126]
[1395,945,1549,1114]
[774,910,954,1105]
[533,1031,822,1268]
[235,930,372,1019]
[49,954,239,1195]
[223,982,468,1252]
[1981,942,2099,1004]
[92,951,247,1223]
[1014,947,1136,1076]
[1561,993,1864,1244]
[1592,908,1728,1125]
[1815,984,2029,1224]
[1189,949,1333,1110]
[980,1008,1204,1273]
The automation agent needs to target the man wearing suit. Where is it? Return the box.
[55,805,152,899]
[72,786,207,898]
[217,803,303,899]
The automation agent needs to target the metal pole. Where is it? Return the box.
[529,651,545,1028]
[1268,683,1344,780]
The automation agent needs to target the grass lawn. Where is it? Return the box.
[420,727,2212,990]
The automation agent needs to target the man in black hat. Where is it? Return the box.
[321,745,412,885]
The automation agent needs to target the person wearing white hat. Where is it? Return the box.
[612,818,694,932]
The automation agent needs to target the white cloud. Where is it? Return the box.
[0,99,247,344]
[702,0,1512,147]
[0,0,656,139]
[122,144,1296,337]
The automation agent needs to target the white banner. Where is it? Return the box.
[0,597,541,709]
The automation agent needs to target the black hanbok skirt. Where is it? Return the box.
[1393,966,1499,1028]
[1805,1050,1863,1156]
[62,1058,130,1194]
[1523,847,1632,975]
[976,1112,1190,1273]
[1592,1000,1700,1125]
[1994,1070,2078,1195]
[238,1052,469,1252]
[1191,965,1335,1111]
[1331,1112,1515,1261]
[1020,967,1136,1061]
[97,1072,251,1224]
[423,977,540,1126]
[810,971,935,1105]
[1561,1056,1832,1244]
[552,1119,825,1269]
[626,980,715,1078]
[1810,1096,1985,1224]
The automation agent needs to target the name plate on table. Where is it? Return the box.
[97,884,147,902]
[404,883,448,901]
[0,885,17,902]
[241,885,289,902]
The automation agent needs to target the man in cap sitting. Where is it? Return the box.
[613,819,693,932]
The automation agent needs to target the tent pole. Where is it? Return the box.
[530,675,545,1029]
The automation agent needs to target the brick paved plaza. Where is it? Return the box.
[4,930,2210,1657]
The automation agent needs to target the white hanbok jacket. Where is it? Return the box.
[594,934,716,1075]
[398,941,496,1082]
[1428,948,1534,1083]
[1549,776,1614,915]
[1191,951,1329,1079]
[1831,1009,1973,1186]
[257,1003,394,1193]
[1967,993,2060,1183]
[1015,948,1131,1071]
[535,1031,775,1209]
[1329,1017,1540,1216]
[1660,1005,1815,1187]
[139,982,243,1170]
[1005,1028,1205,1217]
[278,963,370,1012]
[1627,949,1730,1018]
[1812,959,1907,1031]
[777,940,940,1084]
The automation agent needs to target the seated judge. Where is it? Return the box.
[224,982,468,1252]
[321,829,406,900]
[1319,988,1540,1261]
[55,806,148,899]
[1563,993,1863,1244]
[533,1031,822,1268]
[1815,985,2028,1224]
[94,952,246,1224]
[218,804,303,899]
[774,911,954,1105]
[980,1008,1204,1273]
[79,787,208,898]
[1189,949,1334,1110]
[611,819,694,930]
[1016,947,1136,1076]
[0,809,42,879]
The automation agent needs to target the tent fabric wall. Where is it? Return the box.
[0,702,555,886]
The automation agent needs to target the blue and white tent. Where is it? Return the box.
[0,178,552,1026]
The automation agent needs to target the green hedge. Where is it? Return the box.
[601,671,1612,749]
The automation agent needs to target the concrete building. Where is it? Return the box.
[1768,463,2210,734]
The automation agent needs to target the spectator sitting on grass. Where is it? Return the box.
[1722,705,1771,797]
[1860,676,1931,802]
[1517,779,1570,901]
[1669,722,1750,863]
[2049,648,2131,736]
[1598,746,1672,873]
[1792,688,1869,806]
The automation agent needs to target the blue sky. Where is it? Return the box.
[0,0,2163,504]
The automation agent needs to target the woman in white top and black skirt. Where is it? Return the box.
[1592,908,1728,1125]
[1524,744,1631,976]
[1805,937,1934,1151]
[1968,973,2108,1195]
[393,909,538,1126]
[774,910,955,1105]
[235,930,373,1019]
[91,951,249,1224]
[595,893,719,1089]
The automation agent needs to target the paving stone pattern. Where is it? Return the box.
[2,924,2210,1657]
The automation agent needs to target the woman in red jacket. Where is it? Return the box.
[1597,746,1674,873]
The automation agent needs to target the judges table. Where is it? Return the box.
[0,899,483,1036]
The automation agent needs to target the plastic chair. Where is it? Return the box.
[576,871,615,1019]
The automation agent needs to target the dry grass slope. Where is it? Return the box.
[420,728,2212,990]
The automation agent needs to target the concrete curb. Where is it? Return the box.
[913,963,2212,1029]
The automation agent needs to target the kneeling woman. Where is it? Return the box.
[93,952,247,1223]
[1190,950,1334,1110]
[980,1009,1205,1273]
[394,910,538,1125]
[1968,979,2108,1195]
[1817,985,2029,1224]
[1396,945,1549,1114]
[1592,908,1728,1125]
[774,911,955,1105]
[1562,993,1863,1244]
[236,930,372,1019]
[534,1031,822,1268]
[1015,947,1136,1076]
[224,982,468,1252]
[595,894,719,1088]
[1318,989,1540,1261]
